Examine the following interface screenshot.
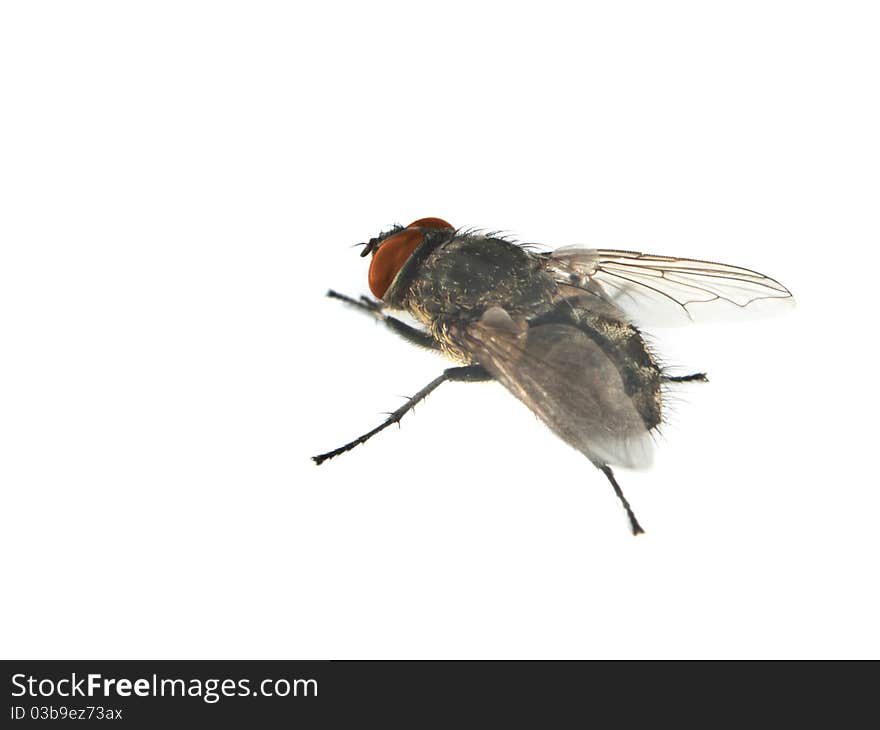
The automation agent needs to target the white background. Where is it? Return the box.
[1,1,878,659]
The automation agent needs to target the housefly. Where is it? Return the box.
[312,217,792,534]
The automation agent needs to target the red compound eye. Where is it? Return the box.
[368,228,425,299]
[367,218,454,299]
[406,217,453,231]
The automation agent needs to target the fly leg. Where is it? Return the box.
[326,290,440,350]
[312,365,491,465]
[663,372,708,383]
[597,464,645,536]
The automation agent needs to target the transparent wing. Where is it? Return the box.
[455,306,654,469]
[545,247,793,326]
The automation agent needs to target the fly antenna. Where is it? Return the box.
[359,238,381,257]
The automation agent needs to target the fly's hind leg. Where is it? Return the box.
[326,289,439,350]
[663,372,709,383]
[312,365,491,465]
[597,464,645,536]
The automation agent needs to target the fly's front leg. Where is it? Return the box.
[326,290,439,350]
[312,365,491,465]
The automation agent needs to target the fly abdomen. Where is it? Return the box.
[536,297,663,431]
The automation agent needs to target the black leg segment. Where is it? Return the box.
[327,289,440,350]
[663,372,709,383]
[598,464,645,536]
[312,365,490,465]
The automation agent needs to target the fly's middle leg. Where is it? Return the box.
[326,290,440,350]
[312,365,491,465]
